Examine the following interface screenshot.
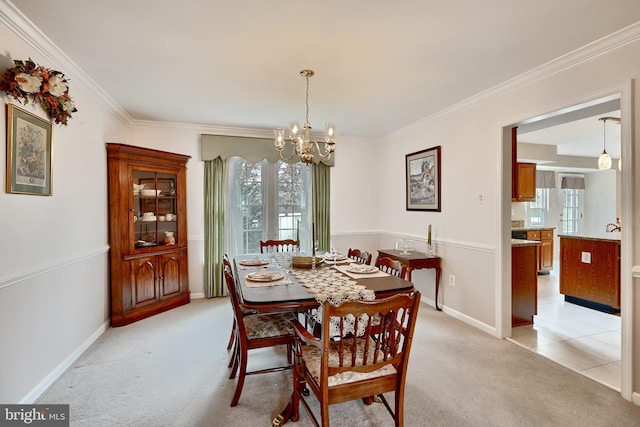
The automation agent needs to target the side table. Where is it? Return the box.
[377,249,442,310]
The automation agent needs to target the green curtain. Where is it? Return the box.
[204,157,227,298]
[313,163,331,252]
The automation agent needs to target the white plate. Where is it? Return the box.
[323,253,347,262]
[140,216,156,222]
[345,265,379,274]
[239,258,270,267]
[246,271,285,282]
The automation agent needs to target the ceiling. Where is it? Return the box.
[519,104,622,162]
[7,1,640,140]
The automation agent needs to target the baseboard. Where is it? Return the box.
[190,292,205,299]
[20,320,110,404]
[440,304,498,337]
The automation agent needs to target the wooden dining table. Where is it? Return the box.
[234,254,415,314]
[232,254,415,426]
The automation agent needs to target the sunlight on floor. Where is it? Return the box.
[509,270,621,391]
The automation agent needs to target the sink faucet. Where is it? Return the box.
[605,217,621,232]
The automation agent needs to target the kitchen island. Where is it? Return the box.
[559,234,621,313]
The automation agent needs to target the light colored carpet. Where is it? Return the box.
[37,298,640,426]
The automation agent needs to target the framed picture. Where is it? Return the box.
[406,145,441,211]
[6,104,53,196]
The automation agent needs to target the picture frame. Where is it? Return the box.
[6,104,53,196]
[406,145,441,211]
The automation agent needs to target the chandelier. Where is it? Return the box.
[274,69,335,165]
[597,116,620,170]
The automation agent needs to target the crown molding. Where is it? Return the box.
[389,21,640,138]
[0,0,133,126]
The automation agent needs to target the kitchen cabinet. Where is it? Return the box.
[107,143,191,326]
[511,127,536,202]
[559,235,620,312]
[512,241,539,326]
[513,162,536,201]
[525,228,554,273]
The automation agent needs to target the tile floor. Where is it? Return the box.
[508,270,621,391]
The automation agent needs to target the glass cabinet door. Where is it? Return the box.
[132,170,178,249]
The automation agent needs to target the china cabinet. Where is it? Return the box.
[107,143,190,326]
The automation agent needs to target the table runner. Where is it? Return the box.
[288,267,376,336]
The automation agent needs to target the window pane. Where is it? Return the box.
[528,188,548,226]
[239,161,263,254]
[277,161,304,241]
[230,159,309,254]
[561,188,581,234]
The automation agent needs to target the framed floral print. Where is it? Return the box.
[406,145,441,211]
[6,104,53,195]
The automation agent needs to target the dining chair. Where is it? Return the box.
[223,254,256,365]
[288,291,421,426]
[375,256,407,280]
[224,268,296,407]
[260,239,300,253]
[347,248,372,265]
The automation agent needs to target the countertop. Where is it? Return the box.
[511,239,541,247]
[558,233,621,243]
[511,226,556,231]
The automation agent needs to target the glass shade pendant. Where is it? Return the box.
[598,150,611,170]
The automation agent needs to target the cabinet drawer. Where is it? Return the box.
[541,229,553,240]
[526,230,541,240]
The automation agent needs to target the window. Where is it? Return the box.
[527,188,548,226]
[229,158,310,254]
[561,188,581,234]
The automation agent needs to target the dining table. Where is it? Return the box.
[234,253,415,314]
[232,252,415,426]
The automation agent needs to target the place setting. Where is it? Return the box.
[237,257,271,269]
[244,269,291,287]
[337,263,389,279]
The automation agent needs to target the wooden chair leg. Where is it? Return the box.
[229,337,239,379]
[230,346,248,407]
[320,398,330,427]
[226,319,236,350]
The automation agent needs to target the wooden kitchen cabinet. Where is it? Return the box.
[526,228,553,273]
[512,242,538,326]
[559,235,620,312]
[513,162,536,202]
[107,143,191,326]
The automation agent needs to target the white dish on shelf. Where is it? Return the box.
[141,189,161,196]
[140,216,156,222]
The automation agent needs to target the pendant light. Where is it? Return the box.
[597,117,612,170]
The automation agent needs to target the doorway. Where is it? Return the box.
[502,85,633,400]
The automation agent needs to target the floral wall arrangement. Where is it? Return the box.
[0,58,77,125]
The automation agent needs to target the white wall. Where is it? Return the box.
[584,169,618,235]
[0,16,130,402]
